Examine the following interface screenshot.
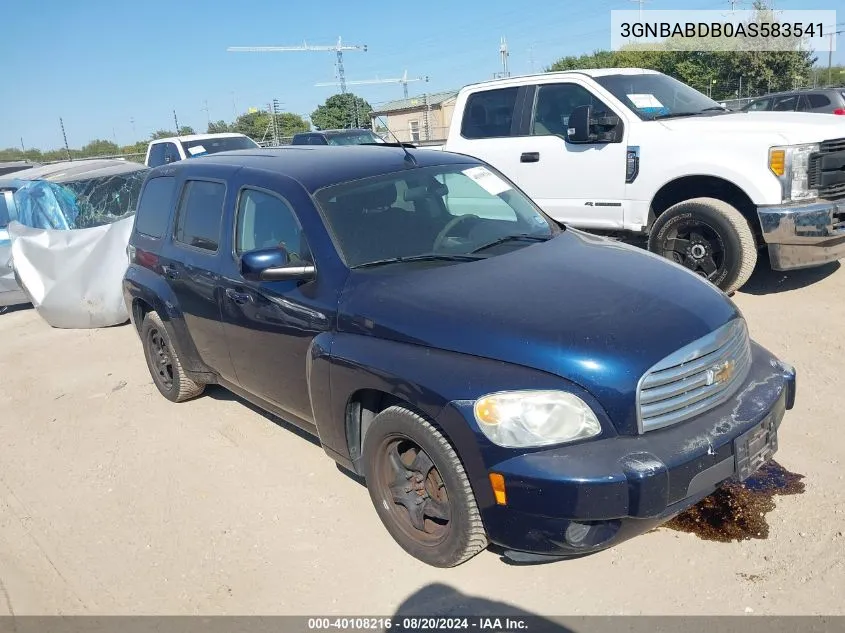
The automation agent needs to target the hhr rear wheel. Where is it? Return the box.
[362,406,488,567]
[648,197,757,294]
[141,311,205,402]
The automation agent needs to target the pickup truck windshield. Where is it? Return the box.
[594,73,726,120]
[314,164,558,269]
[180,136,259,157]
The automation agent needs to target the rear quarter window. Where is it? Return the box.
[134,176,177,238]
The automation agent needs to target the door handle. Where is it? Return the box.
[520,152,540,163]
[225,288,252,304]
[162,265,179,279]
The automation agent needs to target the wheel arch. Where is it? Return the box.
[649,175,761,241]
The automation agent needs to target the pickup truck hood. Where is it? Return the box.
[657,111,845,144]
[338,230,740,433]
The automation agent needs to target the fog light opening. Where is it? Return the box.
[564,520,621,549]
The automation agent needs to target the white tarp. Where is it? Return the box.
[7,217,133,328]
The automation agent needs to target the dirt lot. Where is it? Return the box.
[1,261,843,616]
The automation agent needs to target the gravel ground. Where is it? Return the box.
[0,260,843,616]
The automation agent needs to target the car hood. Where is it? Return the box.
[338,230,741,434]
[657,111,845,144]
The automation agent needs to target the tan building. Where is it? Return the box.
[370,90,459,144]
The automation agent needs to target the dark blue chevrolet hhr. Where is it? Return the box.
[122,145,796,567]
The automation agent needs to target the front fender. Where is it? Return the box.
[320,333,614,512]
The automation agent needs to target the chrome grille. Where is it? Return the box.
[637,319,752,433]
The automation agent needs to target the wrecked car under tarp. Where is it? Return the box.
[1,159,148,326]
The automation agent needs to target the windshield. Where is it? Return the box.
[10,171,146,230]
[594,73,725,120]
[181,135,259,157]
[326,131,383,146]
[313,164,559,269]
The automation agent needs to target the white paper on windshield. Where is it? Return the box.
[627,93,664,109]
[462,166,511,196]
[187,145,207,156]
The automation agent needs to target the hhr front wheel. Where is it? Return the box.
[362,406,488,567]
[141,311,205,403]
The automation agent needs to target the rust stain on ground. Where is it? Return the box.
[664,460,805,542]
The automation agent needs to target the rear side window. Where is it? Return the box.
[461,87,519,139]
[745,98,771,111]
[134,177,176,238]
[174,180,225,251]
[772,95,798,111]
[807,94,831,108]
[147,143,166,168]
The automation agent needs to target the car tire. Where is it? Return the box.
[648,197,757,294]
[140,311,205,403]
[361,405,488,567]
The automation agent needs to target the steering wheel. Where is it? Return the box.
[432,214,480,251]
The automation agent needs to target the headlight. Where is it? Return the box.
[769,144,819,202]
[473,390,601,448]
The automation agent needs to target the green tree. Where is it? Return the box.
[178,125,196,136]
[277,112,310,136]
[150,129,176,140]
[310,93,373,130]
[80,139,120,157]
[207,120,232,134]
[232,110,272,140]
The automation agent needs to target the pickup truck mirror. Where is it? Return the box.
[240,247,315,282]
[566,105,622,144]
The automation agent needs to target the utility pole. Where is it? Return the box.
[173,110,180,135]
[59,118,71,161]
[499,37,510,78]
[228,37,367,94]
[231,92,238,119]
[828,29,845,86]
[20,138,25,153]
[630,0,648,21]
[202,100,210,130]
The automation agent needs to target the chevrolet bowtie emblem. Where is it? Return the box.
[706,360,735,386]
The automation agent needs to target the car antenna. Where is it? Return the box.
[377,114,417,166]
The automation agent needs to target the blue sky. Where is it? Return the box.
[1,0,841,150]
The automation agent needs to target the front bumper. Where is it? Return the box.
[757,199,845,271]
[442,343,796,559]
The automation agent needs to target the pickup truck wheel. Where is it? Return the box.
[648,197,757,294]
[141,311,205,403]
[362,406,488,567]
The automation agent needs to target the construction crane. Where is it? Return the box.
[227,36,367,94]
[315,70,429,99]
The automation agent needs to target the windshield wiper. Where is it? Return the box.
[351,253,485,269]
[470,234,551,254]
[652,106,727,120]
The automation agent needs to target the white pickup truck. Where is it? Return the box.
[145,133,259,168]
[442,68,845,293]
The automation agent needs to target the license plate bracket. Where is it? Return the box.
[734,414,779,482]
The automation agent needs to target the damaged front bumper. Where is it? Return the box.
[757,199,845,271]
[455,342,796,561]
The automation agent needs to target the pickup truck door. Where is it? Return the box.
[452,82,629,230]
[217,180,332,425]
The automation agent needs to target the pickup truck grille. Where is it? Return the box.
[637,319,752,433]
[809,137,845,200]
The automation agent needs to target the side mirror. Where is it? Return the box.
[240,247,315,282]
[566,105,622,144]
